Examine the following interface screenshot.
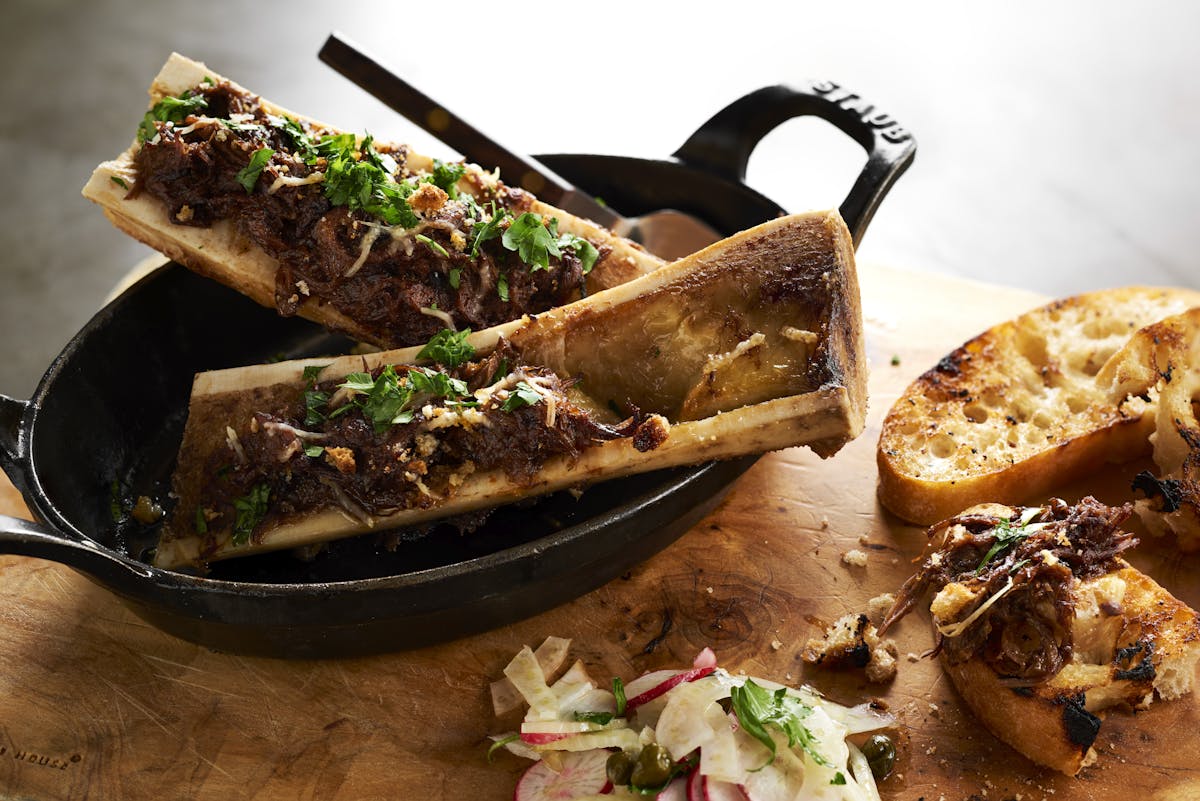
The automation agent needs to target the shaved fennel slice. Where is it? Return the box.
[504,645,561,721]
[493,636,571,715]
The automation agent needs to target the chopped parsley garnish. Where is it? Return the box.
[486,734,520,763]
[975,507,1049,574]
[109,480,126,524]
[448,267,461,289]
[415,233,449,257]
[268,115,318,161]
[429,159,466,198]
[337,365,473,434]
[110,175,129,190]
[572,711,614,725]
[558,231,600,274]
[194,506,208,535]
[503,212,561,271]
[304,390,330,427]
[320,134,420,228]
[613,677,627,716]
[469,202,506,257]
[730,679,835,775]
[304,444,325,458]
[418,329,475,368]
[501,381,541,412]
[231,483,270,546]
[137,91,209,143]
[235,147,274,193]
[302,364,330,384]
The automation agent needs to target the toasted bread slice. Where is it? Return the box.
[883,499,1200,775]
[82,54,664,349]
[1100,307,1200,550]
[877,287,1200,525]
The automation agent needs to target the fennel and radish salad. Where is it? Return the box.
[488,638,896,801]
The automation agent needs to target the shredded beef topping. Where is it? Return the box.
[132,81,605,347]
[178,340,665,559]
[880,497,1137,683]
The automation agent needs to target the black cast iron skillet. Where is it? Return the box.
[0,80,914,658]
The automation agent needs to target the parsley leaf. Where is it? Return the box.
[269,115,318,161]
[448,267,461,289]
[501,381,541,412]
[110,175,129,190]
[137,91,209,143]
[558,232,600,274]
[730,679,831,771]
[319,134,419,227]
[613,677,627,716]
[304,390,329,427]
[975,507,1048,574]
[572,711,614,725]
[304,444,325,458]
[470,203,507,257]
[231,483,270,546]
[486,734,519,763]
[340,366,415,433]
[415,233,449,257]
[235,147,274,193]
[302,364,330,384]
[409,368,470,400]
[429,159,466,198]
[194,506,208,535]
[503,212,561,271]
[418,329,476,368]
[497,272,509,302]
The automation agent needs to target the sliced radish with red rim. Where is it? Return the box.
[513,750,610,801]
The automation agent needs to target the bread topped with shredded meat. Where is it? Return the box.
[881,497,1200,775]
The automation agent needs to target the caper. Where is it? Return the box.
[861,733,896,780]
[606,750,634,786]
[630,743,673,788]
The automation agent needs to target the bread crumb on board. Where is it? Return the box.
[801,613,898,683]
[841,548,869,567]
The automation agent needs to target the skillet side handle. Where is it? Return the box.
[671,82,917,247]
[0,515,81,561]
[0,394,31,489]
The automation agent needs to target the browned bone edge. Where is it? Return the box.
[155,210,865,568]
[80,52,662,347]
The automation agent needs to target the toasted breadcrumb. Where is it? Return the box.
[801,613,899,683]
[409,183,448,214]
[842,548,869,567]
[324,446,356,474]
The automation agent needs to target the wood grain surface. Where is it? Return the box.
[1,263,1197,801]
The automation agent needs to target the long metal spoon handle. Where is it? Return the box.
[319,32,621,229]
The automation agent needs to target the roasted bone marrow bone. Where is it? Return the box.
[155,211,868,569]
[881,497,1200,775]
[82,54,663,348]
[169,335,666,565]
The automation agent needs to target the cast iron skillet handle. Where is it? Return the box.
[0,514,148,581]
[672,81,917,247]
[0,393,30,492]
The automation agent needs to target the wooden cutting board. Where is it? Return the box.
[1,263,1197,801]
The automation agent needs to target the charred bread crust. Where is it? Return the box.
[893,501,1200,776]
[1102,307,1200,550]
[877,287,1200,525]
[941,564,1200,775]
